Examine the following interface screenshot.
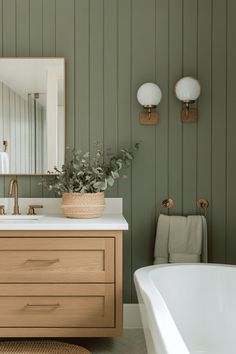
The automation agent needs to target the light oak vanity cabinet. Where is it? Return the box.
[0,230,123,337]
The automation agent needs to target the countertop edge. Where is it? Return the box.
[0,214,129,231]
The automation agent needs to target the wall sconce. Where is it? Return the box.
[137,82,162,125]
[175,76,201,122]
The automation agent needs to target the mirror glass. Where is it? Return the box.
[0,58,65,175]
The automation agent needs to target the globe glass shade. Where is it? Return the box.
[175,76,201,101]
[137,83,162,106]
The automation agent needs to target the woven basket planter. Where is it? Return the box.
[61,192,105,219]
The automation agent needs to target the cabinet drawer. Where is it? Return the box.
[0,284,114,328]
[0,238,114,283]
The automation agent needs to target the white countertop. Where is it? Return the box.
[0,198,128,231]
[0,214,128,230]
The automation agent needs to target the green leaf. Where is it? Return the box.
[42,145,138,194]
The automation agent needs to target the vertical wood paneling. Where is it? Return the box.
[182,0,198,214]
[42,0,55,57]
[103,0,118,198]
[0,83,34,175]
[30,102,35,174]
[3,0,16,57]
[3,85,10,174]
[4,87,10,172]
[25,100,29,173]
[131,0,156,301]
[155,0,169,215]
[197,0,212,257]
[29,0,43,56]
[56,0,74,153]
[117,0,132,303]
[16,0,30,56]
[17,175,30,197]
[42,0,56,198]
[211,0,227,263]
[36,103,41,172]
[0,0,2,55]
[2,0,15,199]
[11,91,17,172]
[0,0,236,302]
[226,0,236,263]
[74,0,90,152]
[168,0,183,214]
[26,111,34,180]
[16,0,29,183]
[21,99,26,173]
[3,175,11,198]
[28,98,33,173]
[29,0,43,195]
[14,0,27,194]
[17,94,32,197]
[89,0,104,154]
[31,103,44,197]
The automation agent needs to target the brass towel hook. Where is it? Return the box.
[161,198,174,209]
[160,198,209,216]
[197,199,209,217]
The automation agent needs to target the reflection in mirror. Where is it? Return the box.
[0,58,65,174]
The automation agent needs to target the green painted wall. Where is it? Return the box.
[0,0,235,303]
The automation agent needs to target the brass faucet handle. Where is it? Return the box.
[27,205,43,215]
[0,205,6,215]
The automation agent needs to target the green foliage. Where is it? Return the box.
[43,144,139,195]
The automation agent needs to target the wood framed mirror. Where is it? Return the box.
[0,57,66,175]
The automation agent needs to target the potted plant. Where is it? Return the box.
[43,145,138,218]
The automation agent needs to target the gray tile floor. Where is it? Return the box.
[0,329,147,354]
[67,329,147,354]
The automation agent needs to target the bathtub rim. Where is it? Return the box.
[134,263,236,354]
[134,264,190,354]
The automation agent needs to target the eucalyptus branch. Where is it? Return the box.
[42,144,139,195]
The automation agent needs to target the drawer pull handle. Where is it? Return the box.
[25,259,59,264]
[26,303,60,308]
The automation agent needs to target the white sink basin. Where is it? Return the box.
[0,215,44,221]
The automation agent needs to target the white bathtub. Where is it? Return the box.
[134,264,236,354]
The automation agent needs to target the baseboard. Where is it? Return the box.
[123,304,142,329]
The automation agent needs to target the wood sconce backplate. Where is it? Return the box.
[181,109,198,123]
[140,112,158,125]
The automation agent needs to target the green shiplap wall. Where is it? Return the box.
[0,0,235,302]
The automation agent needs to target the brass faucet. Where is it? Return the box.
[8,179,20,215]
